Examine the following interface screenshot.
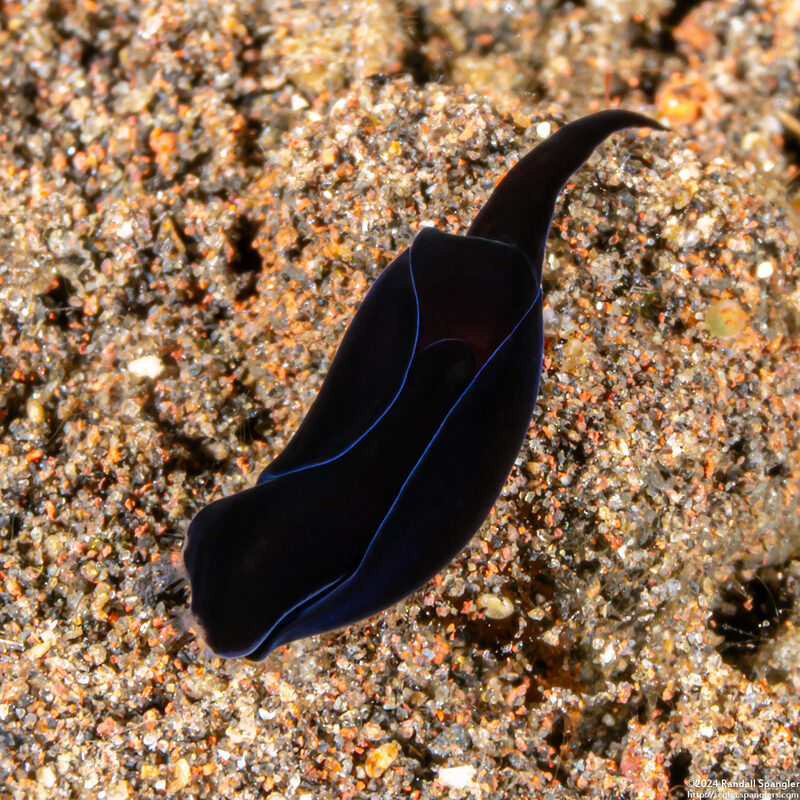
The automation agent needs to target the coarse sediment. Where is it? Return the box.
[1,1,799,798]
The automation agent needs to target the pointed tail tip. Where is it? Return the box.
[584,108,669,134]
[635,116,669,133]
[633,114,670,134]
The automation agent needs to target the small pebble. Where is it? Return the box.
[204,441,229,461]
[167,759,191,793]
[477,593,515,619]
[36,766,56,788]
[107,781,131,800]
[542,304,560,337]
[26,398,46,425]
[756,260,774,278]
[705,299,748,338]
[437,765,476,789]
[364,741,399,778]
[128,355,164,379]
[291,94,309,111]
[321,146,338,167]
[117,220,135,240]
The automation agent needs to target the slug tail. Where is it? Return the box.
[467,109,666,269]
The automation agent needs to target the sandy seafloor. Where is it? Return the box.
[2,0,800,798]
